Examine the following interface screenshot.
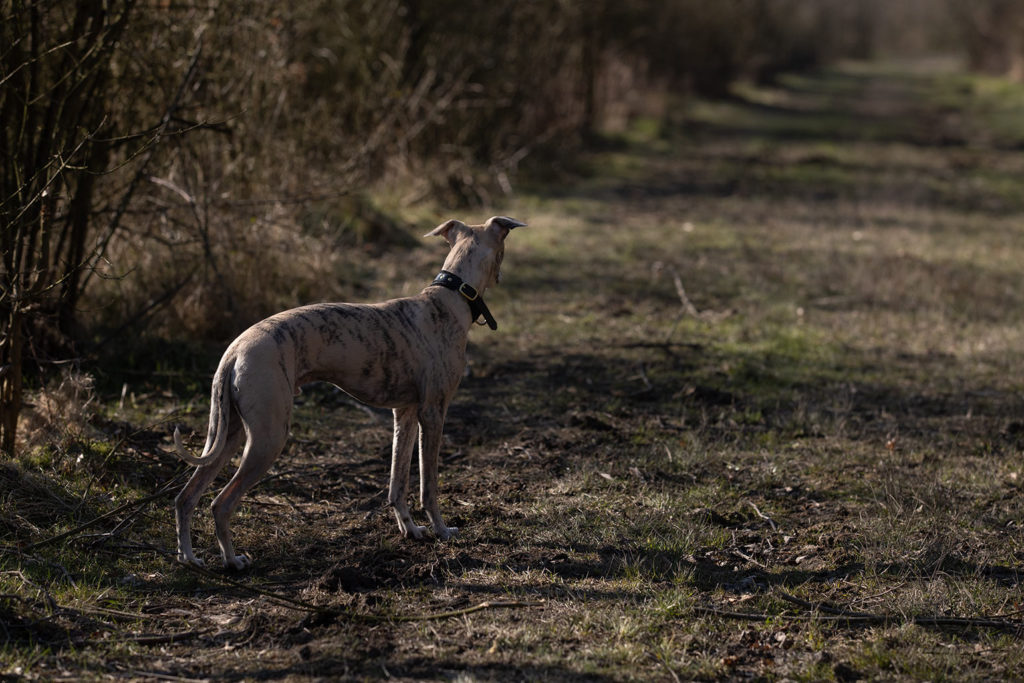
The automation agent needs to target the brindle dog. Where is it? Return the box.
[173,216,525,569]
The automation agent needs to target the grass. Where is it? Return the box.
[4,59,1024,680]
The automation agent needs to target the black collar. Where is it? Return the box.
[430,270,498,330]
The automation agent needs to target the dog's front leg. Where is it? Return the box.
[418,403,458,541]
[389,406,426,539]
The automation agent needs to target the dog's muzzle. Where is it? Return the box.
[430,270,498,330]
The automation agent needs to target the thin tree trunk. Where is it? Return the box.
[1,306,24,456]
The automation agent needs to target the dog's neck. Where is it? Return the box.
[422,216,519,332]
[425,246,501,330]
[429,270,498,330]
[440,235,502,294]
[436,266,487,295]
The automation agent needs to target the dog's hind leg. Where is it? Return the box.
[418,402,458,541]
[210,415,291,570]
[389,406,426,539]
[175,424,244,567]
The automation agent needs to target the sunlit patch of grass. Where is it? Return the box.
[927,71,1024,147]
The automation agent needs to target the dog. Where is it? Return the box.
[172,216,526,569]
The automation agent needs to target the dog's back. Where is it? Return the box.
[229,296,467,409]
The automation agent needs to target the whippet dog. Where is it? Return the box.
[172,216,525,569]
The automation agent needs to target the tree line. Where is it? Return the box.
[0,0,1017,455]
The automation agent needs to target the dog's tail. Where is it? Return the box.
[174,356,235,467]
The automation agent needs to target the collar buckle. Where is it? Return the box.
[429,270,497,330]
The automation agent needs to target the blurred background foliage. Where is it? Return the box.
[2,0,1024,452]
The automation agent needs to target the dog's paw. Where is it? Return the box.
[435,525,459,541]
[224,554,251,572]
[177,553,205,568]
[403,524,427,540]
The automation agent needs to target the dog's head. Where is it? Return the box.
[426,216,526,290]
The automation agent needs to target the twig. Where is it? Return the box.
[174,556,542,622]
[777,591,872,616]
[23,475,184,552]
[74,604,156,622]
[776,591,1024,629]
[732,549,767,569]
[669,266,701,319]
[747,501,778,532]
[695,594,1024,633]
[694,606,806,621]
[123,670,209,683]
[175,560,330,614]
[844,580,905,607]
[2,569,57,611]
[123,627,213,645]
[390,600,545,622]
[78,26,206,296]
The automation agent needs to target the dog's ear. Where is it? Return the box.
[425,219,468,246]
[484,216,527,239]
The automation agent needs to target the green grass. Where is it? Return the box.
[5,59,1024,680]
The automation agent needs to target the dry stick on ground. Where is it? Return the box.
[123,670,209,683]
[3,578,192,647]
[693,592,1024,633]
[21,413,188,551]
[22,474,186,552]
[776,591,1024,630]
[670,266,702,319]
[120,628,216,646]
[732,549,767,570]
[391,600,546,623]
[663,265,702,345]
[174,559,543,624]
[747,501,778,532]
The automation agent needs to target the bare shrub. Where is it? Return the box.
[17,369,98,458]
[82,1,441,341]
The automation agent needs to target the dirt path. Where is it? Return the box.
[7,62,1024,681]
